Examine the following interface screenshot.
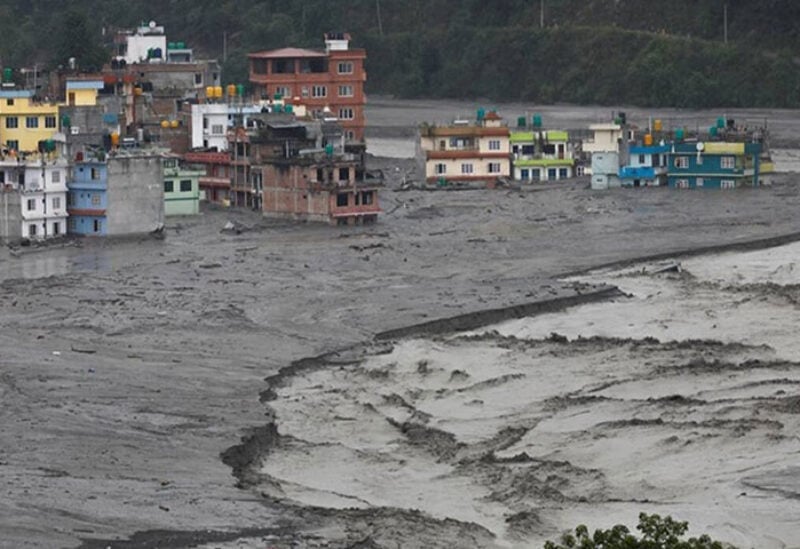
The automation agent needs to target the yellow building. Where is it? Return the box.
[65,79,103,107]
[0,90,60,153]
[0,80,102,153]
[418,111,511,184]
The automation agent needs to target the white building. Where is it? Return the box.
[190,102,297,150]
[119,22,167,64]
[582,123,628,155]
[0,153,69,240]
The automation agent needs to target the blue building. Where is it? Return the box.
[67,153,165,236]
[67,161,108,235]
[619,144,670,187]
[667,142,761,189]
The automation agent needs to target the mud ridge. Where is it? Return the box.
[559,230,800,278]
[375,286,624,340]
[76,526,294,549]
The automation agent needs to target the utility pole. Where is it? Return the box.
[540,0,544,28]
[376,0,384,37]
[723,2,728,45]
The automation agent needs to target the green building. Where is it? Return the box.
[163,156,203,216]
[510,130,575,182]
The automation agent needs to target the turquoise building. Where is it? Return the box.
[667,142,761,189]
[163,156,202,216]
[619,144,670,187]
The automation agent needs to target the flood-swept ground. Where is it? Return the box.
[255,243,800,548]
[2,99,800,548]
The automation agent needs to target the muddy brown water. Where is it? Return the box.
[2,99,800,548]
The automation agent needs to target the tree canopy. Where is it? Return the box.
[544,513,729,549]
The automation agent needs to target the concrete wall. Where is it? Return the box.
[106,155,164,236]
[261,164,331,223]
[0,190,21,242]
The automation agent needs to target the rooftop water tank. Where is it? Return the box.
[532,114,542,128]
[517,116,526,128]
[477,107,485,121]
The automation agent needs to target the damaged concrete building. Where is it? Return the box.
[230,118,381,225]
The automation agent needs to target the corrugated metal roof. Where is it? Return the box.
[248,47,325,59]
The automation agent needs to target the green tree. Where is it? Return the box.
[52,9,108,71]
[544,513,729,549]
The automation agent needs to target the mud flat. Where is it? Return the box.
[1,102,800,547]
[250,241,800,548]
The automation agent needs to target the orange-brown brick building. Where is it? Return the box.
[248,33,367,143]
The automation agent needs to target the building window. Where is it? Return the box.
[7,140,18,151]
[301,86,309,98]
[338,108,354,120]
[45,116,57,129]
[6,117,18,129]
[338,85,353,97]
[179,179,192,192]
[345,130,355,141]
[435,163,446,175]
[275,86,291,98]
[638,154,645,164]
[336,192,348,207]
[28,223,36,237]
[67,193,74,206]
[674,157,688,169]
[696,155,703,165]
[338,167,350,181]
[26,116,38,128]
[461,163,474,174]
[559,168,569,179]
[675,178,689,189]
[164,180,174,193]
[93,219,101,232]
[696,177,704,187]
[51,171,61,184]
[488,162,501,173]
[211,124,224,135]
[337,62,354,74]
[26,199,35,211]
[721,179,735,189]
[91,194,101,206]
[488,140,501,151]
[362,191,374,205]
[194,73,203,85]
[52,197,61,210]
[91,168,100,180]
[52,222,60,236]
[6,99,13,106]
[520,169,530,180]
[721,156,735,169]
[311,85,327,98]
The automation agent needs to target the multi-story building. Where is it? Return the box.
[619,142,670,187]
[67,153,164,236]
[510,129,575,181]
[248,32,367,142]
[668,141,761,189]
[0,89,60,153]
[582,122,628,155]
[0,149,69,241]
[183,150,231,205]
[418,110,511,185]
[163,155,202,216]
